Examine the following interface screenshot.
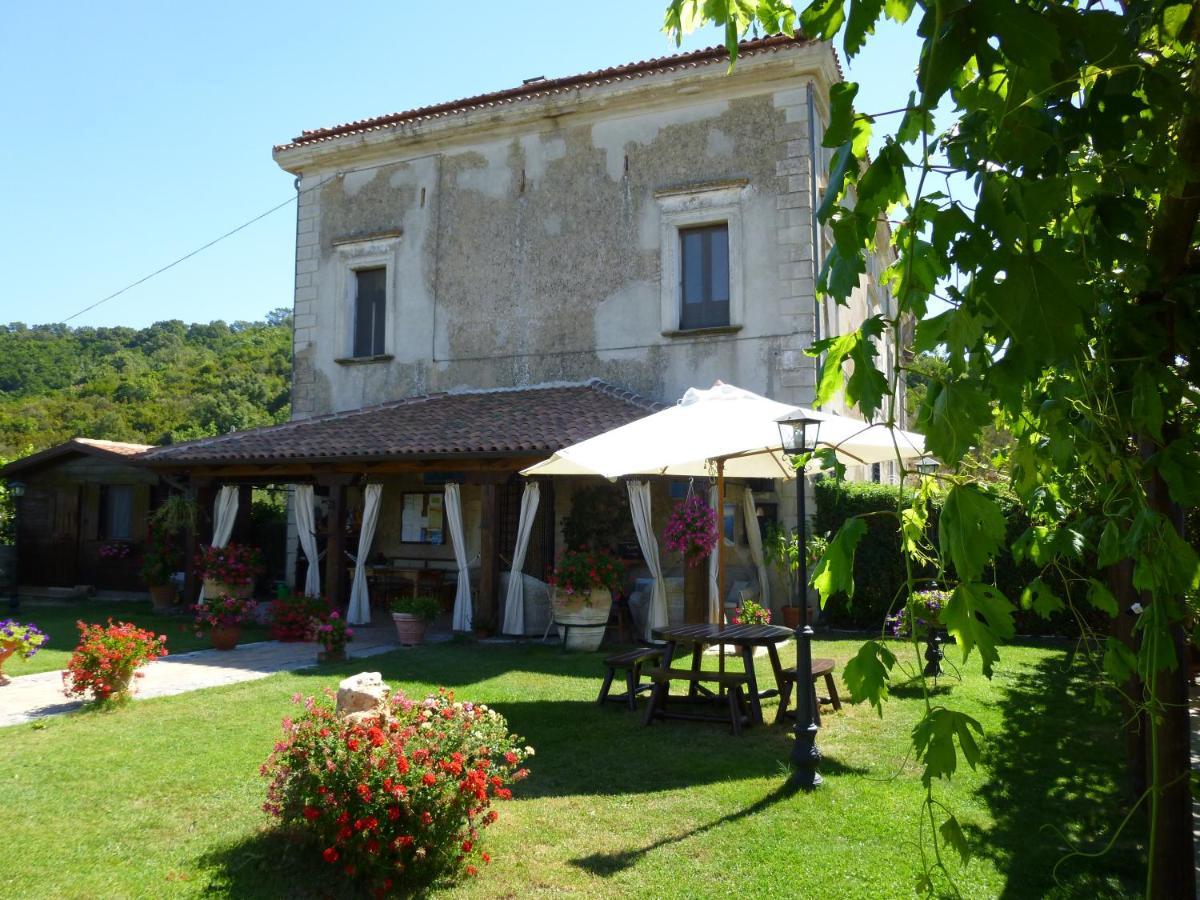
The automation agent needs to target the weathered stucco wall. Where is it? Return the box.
[285,48,854,418]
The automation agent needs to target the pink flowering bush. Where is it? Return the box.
[261,688,532,893]
[193,594,258,635]
[195,542,263,586]
[663,495,718,566]
[308,611,353,654]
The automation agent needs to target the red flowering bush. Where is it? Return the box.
[262,688,532,893]
[272,593,331,641]
[663,495,719,566]
[195,542,263,586]
[547,548,624,598]
[62,620,167,704]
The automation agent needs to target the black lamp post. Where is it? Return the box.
[915,457,939,478]
[7,479,25,614]
[777,413,822,790]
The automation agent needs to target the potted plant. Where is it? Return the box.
[730,597,772,655]
[196,542,263,600]
[194,593,258,651]
[888,588,951,676]
[390,594,441,645]
[547,548,623,651]
[765,525,827,629]
[62,619,167,705]
[663,495,718,623]
[140,521,178,611]
[0,619,47,684]
[271,590,331,642]
[309,610,353,663]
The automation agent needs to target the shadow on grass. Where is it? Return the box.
[973,653,1145,898]
[197,827,361,899]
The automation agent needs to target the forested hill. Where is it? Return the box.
[0,311,293,457]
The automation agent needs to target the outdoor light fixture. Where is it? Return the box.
[776,412,823,790]
[6,479,25,613]
[915,457,939,476]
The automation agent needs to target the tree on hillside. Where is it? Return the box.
[666,1,1198,895]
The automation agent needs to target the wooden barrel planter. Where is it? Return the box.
[554,588,612,651]
[203,579,252,600]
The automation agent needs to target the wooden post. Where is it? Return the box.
[182,480,214,606]
[478,483,500,633]
[716,459,726,624]
[320,476,352,610]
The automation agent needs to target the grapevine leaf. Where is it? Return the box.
[811,516,867,606]
[1097,520,1122,567]
[1131,369,1164,442]
[800,0,846,40]
[842,639,897,714]
[1163,3,1192,39]
[824,82,859,147]
[939,484,1006,582]
[943,583,1014,678]
[917,379,991,465]
[912,707,984,785]
[1103,636,1138,684]
[1086,578,1118,617]
[1020,577,1064,619]
[939,814,971,864]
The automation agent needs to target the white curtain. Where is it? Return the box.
[708,484,721,624]
[198,485,239,603]
[294,484,321,598]
[445,483,472,632]
[743,487,770,609]
[627,480,667,641]
[347,484,382,625]
[501,482,540,635]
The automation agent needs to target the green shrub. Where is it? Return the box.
[812,479,1071,635]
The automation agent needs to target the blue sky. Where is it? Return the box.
[0,3,921,329]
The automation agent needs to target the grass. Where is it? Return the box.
[0,637,1144,898]
[3,599,270,677]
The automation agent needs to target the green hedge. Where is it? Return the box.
[812,479,1071,634]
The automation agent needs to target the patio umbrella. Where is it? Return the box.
[522,383,928,629]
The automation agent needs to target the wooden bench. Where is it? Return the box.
[597,647,664,711]
[642,668,751,735]
[775,657,842,725]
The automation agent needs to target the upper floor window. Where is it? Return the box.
[680,224,730,330]
[353,267,387,358]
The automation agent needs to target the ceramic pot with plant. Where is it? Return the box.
[194,594,258,651]
[765,526,826,629]
[271,590,331,642]
[547,548,623,651]
[391,595,441,645]
[887,588,951,677]
[140,521,178,611]
[309,610,353,662]
[196,542,264,600]
[730,598,772,653]
[62,620,167,705]
[0,619,47,684]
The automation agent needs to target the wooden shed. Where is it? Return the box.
[1,439,160,592]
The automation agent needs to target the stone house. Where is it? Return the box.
[141,35,907,626]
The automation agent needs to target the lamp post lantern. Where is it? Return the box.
[777,414,822,790]
[915,457,939,477]
[6,479,25,614]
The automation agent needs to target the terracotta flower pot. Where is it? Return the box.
[209,624,242,651]
[148,584,177,612]
[392,613,427,645]
[317,648,346,664]
[781,606,801,629]
[203,579,252,599]
[0,641,16,684]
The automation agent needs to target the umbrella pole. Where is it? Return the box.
[717,459,726,687]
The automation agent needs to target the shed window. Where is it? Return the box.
[353,267,387,358]
[100,485,133,540]
[680,224,730,330]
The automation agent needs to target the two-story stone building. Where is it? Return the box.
[145,35,905,627]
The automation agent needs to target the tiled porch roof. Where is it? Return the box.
[142,380,660,467]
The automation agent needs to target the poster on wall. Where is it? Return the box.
[401,492,444,544]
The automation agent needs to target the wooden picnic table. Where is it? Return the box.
[651,623,794,726]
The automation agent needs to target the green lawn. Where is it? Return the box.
[4,599,271,677]
[0,638,1143,898]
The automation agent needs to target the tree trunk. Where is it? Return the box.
[1107,558,1148,800]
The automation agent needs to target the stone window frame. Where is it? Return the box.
[656,180,748,337]
[332,232,401,364]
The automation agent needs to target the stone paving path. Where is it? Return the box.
[0,623,414,728]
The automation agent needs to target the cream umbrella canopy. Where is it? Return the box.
[521,383,927,480]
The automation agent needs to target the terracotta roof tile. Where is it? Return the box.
[0,438,155,476]
[275,34,814,152]
[143,380,661,466]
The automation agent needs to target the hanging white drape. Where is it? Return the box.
[708,485,721,623]
[294,484,321,598]
[347,484,382,625]
[501,482,540,636]
[198,485,239,603]
[627,480,667,641]
[445,483,472,632]
[743,487,770,609]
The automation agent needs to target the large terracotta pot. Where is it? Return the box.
[203,579,252,599]
[209,624,242,651]
[317,648,347,664]
[392,613,427,646]
[781,606,801,629]
[554,588,612,651]
[0,641,16,684]
[148,584,177,612]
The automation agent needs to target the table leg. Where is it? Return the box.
[688,642,703,699]
[741,645,764,725]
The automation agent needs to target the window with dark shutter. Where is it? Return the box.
[99,485,133,540]
[353,268,387,358]
[679,224,730,330]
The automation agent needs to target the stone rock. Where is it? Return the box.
[335,671,390,719]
